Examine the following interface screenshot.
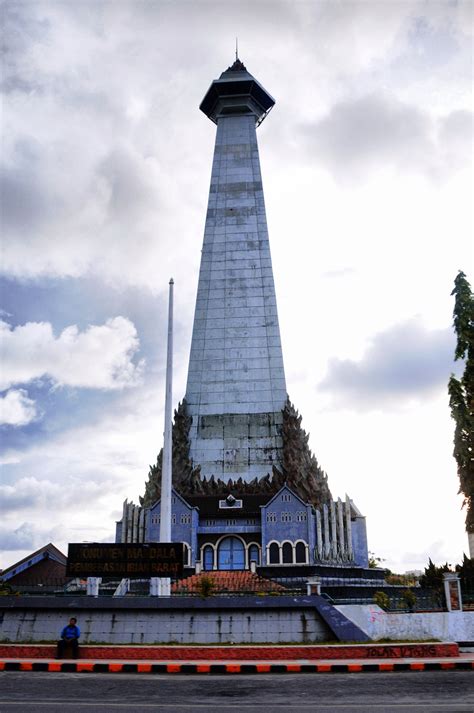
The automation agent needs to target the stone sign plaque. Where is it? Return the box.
[66,542,184,578]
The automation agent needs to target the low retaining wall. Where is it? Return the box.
[337,604,474,642]
[0,596,332,645]
[0,642,458,660]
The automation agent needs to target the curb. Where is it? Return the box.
[1,660,473,674]
[0,642,460,661]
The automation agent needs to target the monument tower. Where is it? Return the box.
[185,58,287,483]
[120,59,369,576]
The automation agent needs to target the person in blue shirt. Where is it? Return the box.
[56,617,80,659]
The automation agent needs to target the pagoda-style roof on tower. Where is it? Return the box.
[200,58,275,126]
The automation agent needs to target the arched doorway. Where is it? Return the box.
[203,545,214,571]
[217,537,245,570]
[248,543,260,566]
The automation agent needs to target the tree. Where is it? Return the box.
[419,558,451,607]
[368,551,388,570]
[456,553,474,577]
[373,591,390,610]
[448,271,474,532]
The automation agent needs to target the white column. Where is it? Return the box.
[345,495,353,560]
[337,498,345,559]
[323,504,330,559]
[443,572,462,611]
[86,577,101,596]
[138,508,145,543]
[315,509,323,560]
[150,577,160,596]
[121,499,128,543]
[126,503,133,543]
[330,500,338,560]
[152,278,174,597]
[132,505,139,543]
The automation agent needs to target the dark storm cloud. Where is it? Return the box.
[319,319,457,409]
[299,92,473,181]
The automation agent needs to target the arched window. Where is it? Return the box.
[268,542,280,564]
[203,546,214,571]
[295,541,307,564]
[217,537,245,570]
[248,544,260,566]
[182,543,191,566]
[282,542,293,564]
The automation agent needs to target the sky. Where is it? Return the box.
[1,0,472,573]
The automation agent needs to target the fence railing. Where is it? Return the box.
[0,578,459,611]
[460,576,474,608]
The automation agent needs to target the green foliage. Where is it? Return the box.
[419,559,451,591]
[448,271,474,532]
[197,575,215,599]
[368,552,386,569]
[373,591,390,610]
[0,579,17,596]
[456,553,474,577]
[385,573,418,587]
[400,589,417,611]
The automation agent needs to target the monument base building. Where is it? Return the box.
[116,59,370,580]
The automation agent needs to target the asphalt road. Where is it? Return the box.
[0,671,473,713]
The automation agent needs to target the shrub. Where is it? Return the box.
[401,589,417,611]
[197,575,215,598]
[385,573,418,587]
[373,591,390,610]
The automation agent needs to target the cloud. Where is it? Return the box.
[401,540,458,569]
[2,1,470,289]
[322,267,356,279]
[438,110,474,169]
[0,522,42,552]
[0,521,64,554]
[0,389,39,426]
[0,378,166,567]
[0,475,113,514]
[299,92,473,181]
[0,316,143,391]
[319,318,456,410]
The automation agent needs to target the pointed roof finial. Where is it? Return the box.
[236,37,238,61]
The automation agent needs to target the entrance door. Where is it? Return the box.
[217,537,245,570]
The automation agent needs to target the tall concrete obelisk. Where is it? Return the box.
[185,59,287,483]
